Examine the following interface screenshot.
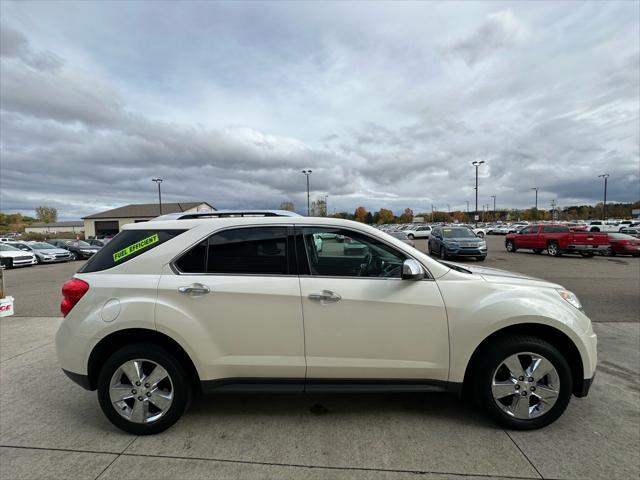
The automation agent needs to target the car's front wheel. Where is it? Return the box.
[97,344,191,435]
[440,245,448,260]
[69,252,78,261]
[474,336,572,430]
[505,240,516,252]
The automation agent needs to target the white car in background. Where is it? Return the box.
[56,210,597,435]
[0,243,37,268]
[403,225,432,239]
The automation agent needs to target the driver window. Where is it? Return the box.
[301,227,406,278]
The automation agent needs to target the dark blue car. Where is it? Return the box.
[429,226,487,261]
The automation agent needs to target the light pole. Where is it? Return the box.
[472,160,485,227]
[491,195,496,221]
[598,174,609,220]
[152,178,163,215]
[532,187,539,220]
[301,169,312,216]
[465,200,470,223]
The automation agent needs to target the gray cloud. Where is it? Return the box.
[0,2,638,220]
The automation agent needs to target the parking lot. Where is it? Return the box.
[1,236,639,479]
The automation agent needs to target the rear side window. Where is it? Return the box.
[175,227,289,275]
[79,230,186,273]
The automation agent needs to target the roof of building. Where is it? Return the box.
[83,202,215,219]
[28,221,84,228]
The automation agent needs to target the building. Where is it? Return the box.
[25,221,84,234]
[83,202,215,238]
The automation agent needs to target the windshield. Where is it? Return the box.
[442,228,476,238]
[31,242,55,249]
[68,240,91,247]
[0,244,20,251]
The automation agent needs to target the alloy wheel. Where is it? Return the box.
[491,352,560,420]
[109,359,174,424]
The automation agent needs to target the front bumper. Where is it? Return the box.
[444,246,487,257]
[39,255,71,263]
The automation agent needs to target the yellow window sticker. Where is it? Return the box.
[113,234,159,262]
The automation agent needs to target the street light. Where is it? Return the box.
[598,174,610,220]
[531,187,539,220]
[301,169,312,216]
[465,200,470,223]
[491,195,496,220]
[472,160,485,227]
[152,178,163,215]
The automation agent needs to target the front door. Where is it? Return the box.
[296,226,449,385]
[156,225,305,387]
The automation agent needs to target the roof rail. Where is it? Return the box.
[152,209,302,221]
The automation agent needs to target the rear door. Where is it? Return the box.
[296,226,449,385]
[156,225,306,387]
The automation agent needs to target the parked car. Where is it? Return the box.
[87,239,109,247]
[403,225,432,239]
[604,233,640,257]
[57,210,597,435]
[9,241,71,263]
[587,221,619,233]
[0,243,36,268]
[618,228,640,238]
[429,226,487,261]
[343,236,367,255]
[47,240,101,260]
[387,231,415,247]
[505,225,609,257]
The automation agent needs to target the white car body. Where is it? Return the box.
[588,221,619,233]
[0,244,37,267]
[403,225,432,239]
[56,212,597,434]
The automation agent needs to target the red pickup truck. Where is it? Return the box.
[505,224,609,257]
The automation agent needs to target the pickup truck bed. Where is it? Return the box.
[505,224,609,257]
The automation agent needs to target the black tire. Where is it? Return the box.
[1,258,13,269]
[505,240,516,253]
[606,248,616,257]
[476,231,485,239]
[69,252,78,261]
[476,256,486,261]
[473,335,572,430]
[547,241,562,257]
[97,344,191,435]
[407,234,415,240]
[440,245,448,260]
[533,249,543,254]
[590,227,600,232]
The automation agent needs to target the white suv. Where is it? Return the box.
[56,210,597,435]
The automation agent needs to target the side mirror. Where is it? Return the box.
[401,259,425,280]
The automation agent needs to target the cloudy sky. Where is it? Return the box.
[1,1,638,219]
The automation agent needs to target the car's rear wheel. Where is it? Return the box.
[97,344,190,435]
[547,241,562,257]
[407,234,415,240]
[505,240,516,252]
[606,247,616,257]
[474,336,572,430]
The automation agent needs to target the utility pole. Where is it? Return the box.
[532,187,539,220]
[152,178,163,215]
[472,161,485,227]
[301,169,312,216]
[598,174,609,220]
[550,199,558,221]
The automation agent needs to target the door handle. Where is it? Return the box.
[178,283,210,296]
[308,290,341,304]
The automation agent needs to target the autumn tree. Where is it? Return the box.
[399,208,413,223]
[311,198,327,217]
[279,201,295,212]
[354,207,368,223]
[378,208,394,224]
[35,206,58,224]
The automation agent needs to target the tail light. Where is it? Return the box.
[61,278,89,317]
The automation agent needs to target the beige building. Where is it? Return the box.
[25,221,84,234]
[83,202,214,238]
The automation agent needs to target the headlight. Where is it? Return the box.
[557,289,582,310]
